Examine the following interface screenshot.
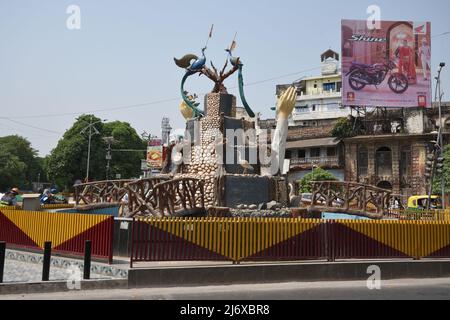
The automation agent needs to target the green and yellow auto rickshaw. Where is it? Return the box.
[407,195,442,210]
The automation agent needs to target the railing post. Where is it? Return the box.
[326,221,336,262]
[74,185,79,206]
[42,241,52,281]
[129,218,135,269]
[83,240,92,280]
[0,241,6,283]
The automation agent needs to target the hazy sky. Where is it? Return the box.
[1,0,450,156]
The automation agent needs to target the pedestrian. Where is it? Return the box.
[0,188,20,206]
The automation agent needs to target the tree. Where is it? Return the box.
[46,115,146,191]
[0,146,27,191]
[298,167,337,194]
[0,135,44,191]
[103,121,147,179]
[432,144,450,195]
[331,117,355,139]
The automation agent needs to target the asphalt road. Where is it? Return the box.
[2,278,450,300]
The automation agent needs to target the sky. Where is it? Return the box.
[1,0,450,156]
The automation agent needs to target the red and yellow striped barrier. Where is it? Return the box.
[131,218,450,264]
[0,209,114,263]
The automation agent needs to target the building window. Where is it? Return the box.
[358,147,368,176]
[400,146,411,177]
[312,105,316,112]
[285,150,292,159]
[377,181,393,190]
[327,147,337,157]
[323,83,336,92]
[298,150,306,158]
[310,148,321,158]
[376,147,392,176]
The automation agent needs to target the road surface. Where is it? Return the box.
[2,278,450,300]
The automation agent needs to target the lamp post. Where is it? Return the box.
[436,62,446,208]
[103,136,119,181]
[80,116,107,182]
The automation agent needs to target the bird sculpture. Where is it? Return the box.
[237,149,254,175]
[174,47,207,118]
[174,54,199,69]
[225,49,255,118]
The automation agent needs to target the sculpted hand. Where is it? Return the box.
[276,86,297,120]
[179,100,194,120]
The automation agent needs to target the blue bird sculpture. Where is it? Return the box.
[225,49,255,118]
[188,47,207,73]
[175,47,208,118]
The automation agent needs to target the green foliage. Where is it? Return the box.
[298,167,337,194]
[0,135,44,191]
[46,115,146,191]
[432,144,450,195]
[103,121,147,180]
[331,117,355,139]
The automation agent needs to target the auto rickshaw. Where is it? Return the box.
[407,195,442,210]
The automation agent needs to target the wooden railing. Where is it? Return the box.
[74,180,133,206]
[309,181,392,219]
[151,178,205,217]
[126,176,171,217]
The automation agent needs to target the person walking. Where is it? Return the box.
[0,188,20,206]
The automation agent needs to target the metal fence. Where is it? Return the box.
[130,217,450,265]
[0,209,114,263]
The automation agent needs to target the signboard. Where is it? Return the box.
[141,159,149,171]
[342,20,431,108]
[147,139,163,168]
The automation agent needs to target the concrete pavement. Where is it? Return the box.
[2,278,450,300]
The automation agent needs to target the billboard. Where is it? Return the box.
[146,139,163,168]
[342,20,431,108]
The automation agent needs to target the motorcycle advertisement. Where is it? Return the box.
[342,20,432,108]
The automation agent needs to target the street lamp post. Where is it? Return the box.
[436,62,446,208]
[103,136,118,181]
[80,116,107,182]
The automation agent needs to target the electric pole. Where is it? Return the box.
[103,136,119,181]
[80,116,107,182]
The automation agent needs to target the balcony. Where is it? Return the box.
[297,89,341,101]
[290,156,340,169]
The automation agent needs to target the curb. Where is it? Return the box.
[128,260,450,288]
[5,249,128,279]
[0,279,128,295]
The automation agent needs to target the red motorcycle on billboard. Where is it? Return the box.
[346,59,409,94]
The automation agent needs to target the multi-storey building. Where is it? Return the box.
[276,49,350,187]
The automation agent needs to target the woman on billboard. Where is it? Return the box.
[395,39,417,84]
[419,38,431,81]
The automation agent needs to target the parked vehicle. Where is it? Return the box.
[346,59,409,94]
[300,193,313,207]
[40,191,68,205]
[407,195,442,210]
